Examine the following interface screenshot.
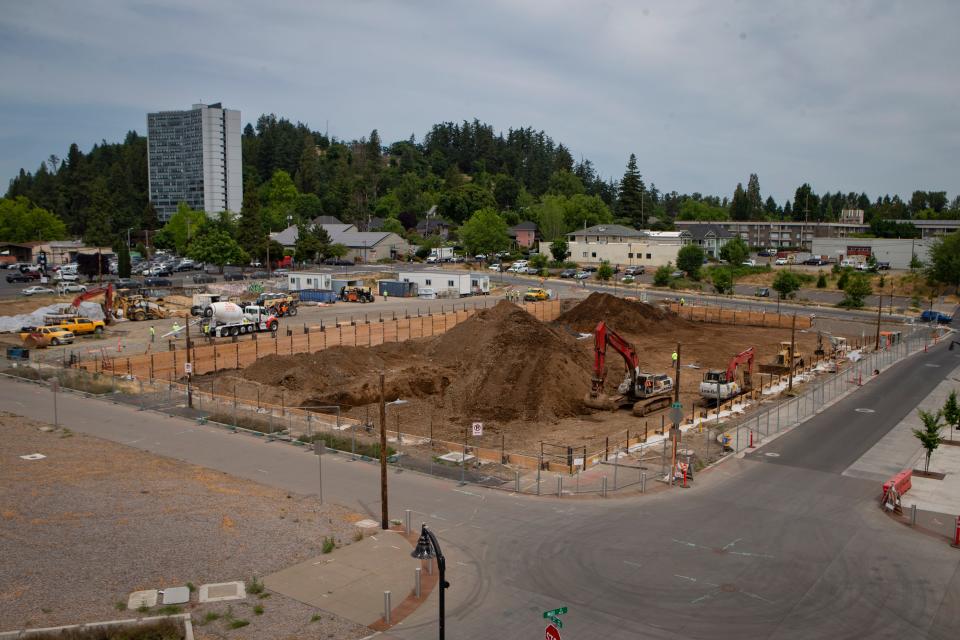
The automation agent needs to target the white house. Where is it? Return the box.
[287,271,333,291]
[540,224,689,267]
[398,271,490,297]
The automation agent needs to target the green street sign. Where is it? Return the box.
[550,616,563,629]
[671,402,682,409]
[543,606,568,618]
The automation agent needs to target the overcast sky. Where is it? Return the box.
[2,1,958,203]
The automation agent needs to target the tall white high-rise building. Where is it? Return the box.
[147,103,242,221]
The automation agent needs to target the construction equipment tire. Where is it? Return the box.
[204,307,214,317]
[269,321,279,332]
[190,305,202,316]
[289,306,297,316]
[94,326,103,335]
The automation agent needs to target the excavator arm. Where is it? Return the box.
[70,284,115,324]
[591,321,640,396]
[725,346,755,383]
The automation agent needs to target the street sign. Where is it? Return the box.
[314,441,326,456]
[50,379,59,393]
[549,616,563,629]
[545,623,561,640]
[542,607,568,618]
[472,421,483,437]
[669,405,683,424]
[184,362,193,374]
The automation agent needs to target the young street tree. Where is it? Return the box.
[597,260,613,282]
[913,409,943,473]
[772,270,801,312]
[676,244,705,280]
[943,390,960,443]
[654,263,673,287]
[840,273,872,308]
[712,268,734,294]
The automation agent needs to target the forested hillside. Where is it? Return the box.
[4,115,960,251]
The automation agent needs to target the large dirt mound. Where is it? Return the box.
[554,292,690,335]
[235,301,593,424]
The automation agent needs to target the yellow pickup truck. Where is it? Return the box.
[19,326,75,347]
[52,316,106,336]
[523,288,550,302]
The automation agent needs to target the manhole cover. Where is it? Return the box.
[855,408,876,413]
[765,452,780,458]
[20,453,46,461]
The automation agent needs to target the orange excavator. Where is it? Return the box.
[584,321,675,416]
[69,284,115,324]
[699,347,754,403]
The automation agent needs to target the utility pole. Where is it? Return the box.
[874,290,883,351]
[788,314,796,392]
[670,342,681,487]
[185,313,193,408]
[379,372,388,530]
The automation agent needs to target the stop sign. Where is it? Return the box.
[545,624,561,640]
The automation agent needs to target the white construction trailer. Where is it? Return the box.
[398,271,490,297]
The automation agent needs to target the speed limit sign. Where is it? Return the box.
[472,422,483,437]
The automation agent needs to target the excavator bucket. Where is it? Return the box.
[584,392,616,410]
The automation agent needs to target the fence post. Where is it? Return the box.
[515,470,520,493]
[641,470,646,493]
[556,475,562,497]
[383,591,391,625]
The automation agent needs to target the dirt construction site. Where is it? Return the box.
[195,293,828,454]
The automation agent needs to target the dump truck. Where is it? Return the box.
[758,342,804,374]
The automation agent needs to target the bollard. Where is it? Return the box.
[910,504,917,527]
[641,470,647,493]
[557,475,563,497]
[602,475,607,498]
[383,591,391,624]
[415,567,422,599]
[515,470,520,493]
[404,509,412,534]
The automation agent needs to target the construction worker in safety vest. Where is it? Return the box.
[149,325,155,342]
[172,321,181,335]
[384,289,389,301]
[680,297,686,306]
[671,351,678,364]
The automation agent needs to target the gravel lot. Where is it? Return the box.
[0,412,369,639]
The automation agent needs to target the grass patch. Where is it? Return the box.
[186,582,195,593]
[227,619,250,629]
[247,576,265,595]
[156,605,182,615]
[310,613,323,622]
[253,604,264,616]
[197,611,222,626]
[205,412,285,434]
[0,367,118,395]
[298,433,394,459]
[322,536,336,554]
[19,618,184,639]
[115,601,127,611]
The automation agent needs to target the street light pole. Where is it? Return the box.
[411,524,449,640]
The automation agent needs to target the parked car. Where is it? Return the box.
[54,271,80,282]
[573,271,590,280]
[59,283,87,294]
[7,271,39,283]
[250,270,270,279]
[488,263,504,272]
[877,261,891,270]
[22,286,55,296]
[193,273,216,284]
[143,277,173,287]
[175,261,196,272]
[223,272,247,281]
[757,249,775,257]
[624,265,645,275]
[919,310,953,324]
[114,278,139,289]
[774,258,789,266]
[273,268,290,276]
[742,259,757,267]
[581,265,598,272]
[474,254,487,261]
[525,267,540,275]
[755,287,770,297]
[559,269,576,278]
[802,258,827,266]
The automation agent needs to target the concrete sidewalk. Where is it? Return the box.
[843,362,960,484]
[264,530,420,626]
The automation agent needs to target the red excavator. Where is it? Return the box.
[584,321,675,417]
[69,284,115,324]
[698,347,754,403]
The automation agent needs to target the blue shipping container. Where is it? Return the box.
[297,289,339,303]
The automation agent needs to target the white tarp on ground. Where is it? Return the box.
[0,302,105,333]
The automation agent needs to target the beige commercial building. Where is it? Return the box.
[539,224,688,267]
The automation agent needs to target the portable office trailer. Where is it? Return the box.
[378,280,418,297]
[287,272,332,292]
[398,271,490,297]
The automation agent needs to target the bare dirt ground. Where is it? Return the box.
[0,413,369,639]
[197,294,829,453]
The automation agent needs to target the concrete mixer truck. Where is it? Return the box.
[201,301,279,338]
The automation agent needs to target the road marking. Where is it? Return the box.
[925,364,941,368]
[256,468,269,474]
[453,488,483,498]
[675,575,697,582]
[764,452,780,457]
[722,538,742,551]
[728,550,775,559]
[690,594,713,605]
[623,560,642,568]
[741,590,775,604]
[428,514,448,521]
[855,408,876,413]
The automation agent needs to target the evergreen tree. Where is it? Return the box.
[730,183,751,221]
[117,244,131,278]
[617,154,645,227]
[746,173,763,219]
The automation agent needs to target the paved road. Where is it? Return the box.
[4,322,960,638]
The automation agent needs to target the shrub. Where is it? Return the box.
[653,263,673,287]
[322,536,336,554]
[816,273,827,288]
[297,433,394,459]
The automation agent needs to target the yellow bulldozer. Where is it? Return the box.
[759,341,805,375]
